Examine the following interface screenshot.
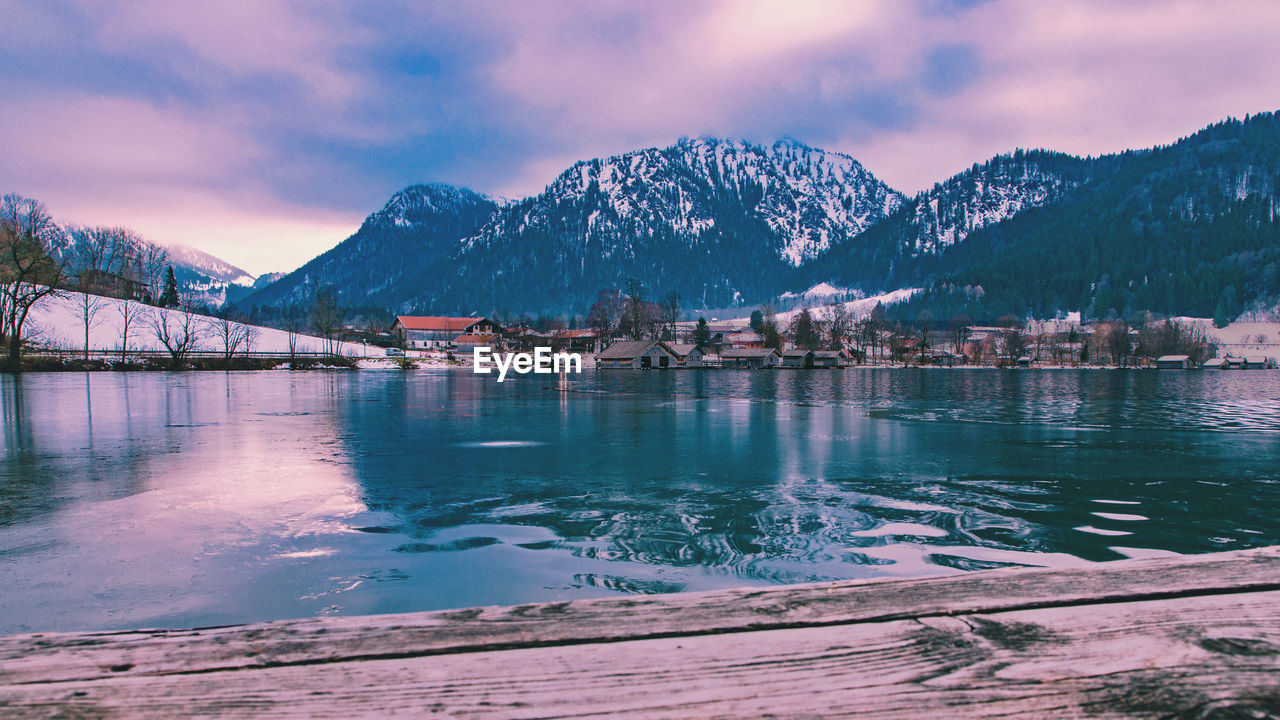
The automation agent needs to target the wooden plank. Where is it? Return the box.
[3,546,1280,686]
[3,588,1278,718]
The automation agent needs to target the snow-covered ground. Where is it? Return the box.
[776,288,921,324]
[23,290,377,356]
[1172,317,1280,357]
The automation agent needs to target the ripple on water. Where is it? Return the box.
[452,441,547,448]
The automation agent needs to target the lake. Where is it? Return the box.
[2,368,1279,634]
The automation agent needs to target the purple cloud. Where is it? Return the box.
[1,0,1277,274]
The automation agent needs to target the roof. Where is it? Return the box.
[395,316,483,332]
[555,329,600,339]
[1245,356,1269,363]
[666,343,700,357]
[597,340,675,360]
[453,333,497,344]
[782,349,813,358]
[1202,358,1226,367]
[813,350,846,358]
[722,347,780,359]
[1157,355,1191,362]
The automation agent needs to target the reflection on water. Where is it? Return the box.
[2,368,1279,633]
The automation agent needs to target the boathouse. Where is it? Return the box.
[812,350,848,368]
[781,349,815,368]
[1156,354,1193,369]
[1202,357,1227,369]
[596,340,680,369]
[666,343,704,367]
[721,347,781,369]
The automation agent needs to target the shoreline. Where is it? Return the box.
[4,355,1268,373]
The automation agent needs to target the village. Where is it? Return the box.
[388,311,1279,371]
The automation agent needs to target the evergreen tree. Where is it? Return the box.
[158,266,180,308]
[693,317,711,347]
[791,309,821,350]
[749,309,764,332]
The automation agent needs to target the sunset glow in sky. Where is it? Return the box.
[3,0,1279,274]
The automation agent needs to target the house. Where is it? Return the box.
[721,347,781,369]
[75,269,148,301]
[452,334,498,352]
[1155,354,1193,369]
[1243,356,1274,369]
[392,316,501,349]
[812,350,849,368]
[724,331,765,348]
[1202,358,1227,369]
[665,343,704,367]
[781,349,814,368]
[508,329,554,352]
[554,329,604,354]
[923,351,962,367]
[596,340,681,369]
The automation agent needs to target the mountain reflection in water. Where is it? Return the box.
[1,368,1278,633]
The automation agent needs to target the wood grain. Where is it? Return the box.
[3,547,1280,718]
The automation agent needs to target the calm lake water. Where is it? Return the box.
[2,368,1279,634]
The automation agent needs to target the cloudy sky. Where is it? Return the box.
[3,0,1279,275]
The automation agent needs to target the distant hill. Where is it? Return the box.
[875,112,1280,322]
[235,184,498,313]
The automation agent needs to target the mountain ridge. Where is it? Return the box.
[237,112,1280,322]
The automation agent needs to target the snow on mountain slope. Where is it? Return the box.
[163,243,255,286]
[470,137,903,267]
[897,151,1094,257]
[776,288,921,324]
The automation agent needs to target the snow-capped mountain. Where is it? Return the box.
[163,243,255,286]
[238,112,1280,320]
[241,138,904,314]
[805,150,1098,292]
[895,151,1093,257]
[160,243,258,306]
[470,138,902,266]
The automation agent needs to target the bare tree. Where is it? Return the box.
[243,323,260,357]
[209,309,250,360]
[139,243,168,304]
[1,194,71,367]
[67,292,110,359]
[149,299,204,361]
[283,304,304,360]
[118,299,146,361]
[826,303,853,351]
[660,291,680,341]
[586,289,625,338]
[309,286,345,356]
[760,304,782,350]
[624,280,647,340]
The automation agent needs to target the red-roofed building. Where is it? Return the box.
[392,316,501,349]
[452,334,499,351]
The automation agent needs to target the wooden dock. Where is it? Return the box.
[3,546,1280,718]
